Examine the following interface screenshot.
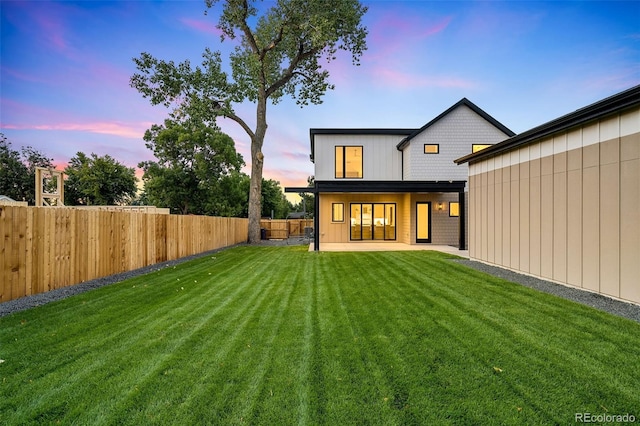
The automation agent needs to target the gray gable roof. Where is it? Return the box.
[396,98,515,150]
[455,85,640,165]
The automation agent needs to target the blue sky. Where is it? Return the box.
[1,0,639,194]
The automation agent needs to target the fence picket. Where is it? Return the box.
[0,206,248,303]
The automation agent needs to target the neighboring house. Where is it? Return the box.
[455,85,640,305]
[286,98,514,251]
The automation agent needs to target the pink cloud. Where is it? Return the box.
[6,1,75,54]
[180,18,224,37]
[263,167,311,190]
[2,121,151,140]
[372,68,477,90]
[0,67,48,84]
[367,13,452,61]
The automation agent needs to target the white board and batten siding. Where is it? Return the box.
[313,134,404,181]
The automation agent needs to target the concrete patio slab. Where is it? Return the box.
[309,242,468,258]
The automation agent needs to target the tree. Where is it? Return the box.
[0,134,53,204]
[261,178,291,219]
[295,175,315,218]
[131,0,367,242]
[139,119,245,215]
[64,152,137,206]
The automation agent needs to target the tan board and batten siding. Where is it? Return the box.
[466,102,640,305]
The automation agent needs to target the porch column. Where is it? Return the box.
[459,190,466,250]
[314,191,320,251]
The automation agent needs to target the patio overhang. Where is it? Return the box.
[285,180,467,252]
[313,180,466,193]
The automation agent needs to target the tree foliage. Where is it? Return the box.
[261,178,291,219]
[293,175,315,217]
[64,152,137,206]
[0,134,54,204]
[139,120,245,215]
[131,0,367,241]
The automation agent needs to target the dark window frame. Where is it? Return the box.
[332,203,344,222]
[335,145,363,179]
[424,144,440,154]
[449,201,460,217]
[349,202,396,241]
[416,201,432,243]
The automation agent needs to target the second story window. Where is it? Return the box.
[472,144,492,153]
[424,144,439,154]
[335,146,363,178]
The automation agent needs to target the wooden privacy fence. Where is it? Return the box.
[260,219,313,239]
[0,206,248,303]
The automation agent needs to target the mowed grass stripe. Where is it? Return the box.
[109,247,304,424]
[1,246,639,425]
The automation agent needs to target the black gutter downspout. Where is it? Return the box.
[459,188,466,251]
[314,183,320,251]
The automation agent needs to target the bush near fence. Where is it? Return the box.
[0,206,248,303]
[260,219,313,239]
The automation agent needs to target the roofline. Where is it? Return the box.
[396,98,516,150]
[310,128,416,162]
[312,180,467,193]
[454,85,640,165]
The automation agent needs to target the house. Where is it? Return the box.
[455,85,640,305]
[286,98,514,251]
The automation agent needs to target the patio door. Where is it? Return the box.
[351,203,396,241]
[416,202,431,243]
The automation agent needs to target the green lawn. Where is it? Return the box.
[1,246,639,425]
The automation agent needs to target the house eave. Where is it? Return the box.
[396,98,515,151]
[455,85,640,165]
[314,180,466,193]
[310,128,415,162]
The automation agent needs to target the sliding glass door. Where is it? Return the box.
[350,203,396,240]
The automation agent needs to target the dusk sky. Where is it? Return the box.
[1,0,639,197]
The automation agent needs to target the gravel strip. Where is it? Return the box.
[454,259,640,324]
[2,240,638,324]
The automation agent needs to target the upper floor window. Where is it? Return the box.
[424,144,439,154]
[335,146,362,178]
[472,144,492,153]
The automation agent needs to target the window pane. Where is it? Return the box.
[373,204,385,240]
[361,204,372,239]
[345,146,362,178]
[449,202,460,217]
[335,146,344,178]
[350,204,361,240]
[385,204,395,240]
[332,203,344,222]
[424,144,439,154]
[472,144,492,153]
[417,203,429,240]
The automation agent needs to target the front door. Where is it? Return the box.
[416,202,431,243]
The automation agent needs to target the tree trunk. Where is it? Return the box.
[247,95,268,243]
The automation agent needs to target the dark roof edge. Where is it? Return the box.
[310,128,416,162]
[311,128,417,135]
[396,98,516,150]
[454,85,640,165]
